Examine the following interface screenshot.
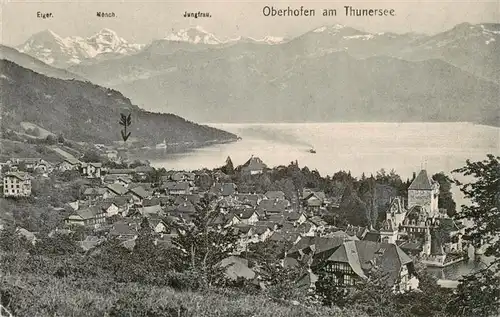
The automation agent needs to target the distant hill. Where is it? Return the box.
[59,23,499,126]
[0,44,85,81]
[107,52,499,126]
[0,59,237,146]
[14,22,500,126]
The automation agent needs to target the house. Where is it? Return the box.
[169,171,195,182]
[96,201,120,217]
[269,231,301,245]
[285,212,307,225]
[210,212,240,229]
[34,160,51,174]
[254,220,279,231]
[211,183,238,197]
[104,196,132,216]
[308,216,328,232]
[128,186,151,204]
[312,240,419,293]
[105,149,118,161]
[257,199,290,215]
[235,208,260,225]
[58,157,81,171]
[235,194,262,207]
[265,191,285,200]
[3,172,31,197]
[139,205,163,217]
[8,158,45,172]
[134,166,154,180]
[363,231,382,243]
[82,187,108,202]
[148,216,168,233]
[107,169,135,177]
[163,181,191,195]
[106,183,129,197]
[297,221,316,236]
[8,158,51,174]
[97,201,120,217]
[79,235,104,251]
[103,174,132,187]
[65,206,107,228]
[143,197,161,207]
[302,189,328,215]
[248,226,273,242]
[109,221,139,240]
[218,256,256,281]
[345,225,369,240]
[81,162,102,179]
[240,156,266,175]
[172,200,197,214]
[287,236,345,264]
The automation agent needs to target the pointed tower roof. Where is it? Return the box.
[408,170,433,190]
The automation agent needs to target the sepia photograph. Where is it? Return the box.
[0,0,499,316]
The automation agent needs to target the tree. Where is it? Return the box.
[315,273,350,308]
[171,195,239,288]
[134,217,154,257]
[45,134,57,145]
[449,154,500,316]
[80,150,101,163]
[57,134,65,144]
[432,172,457,217]
[447,269,500,317]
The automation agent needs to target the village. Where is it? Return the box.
[0,144,471,297]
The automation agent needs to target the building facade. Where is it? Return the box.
[3,172,31,197]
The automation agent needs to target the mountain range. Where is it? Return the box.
[15,26,286,68]
[17,28,145,68]
[0,59,236,146]
[6,23,500,126]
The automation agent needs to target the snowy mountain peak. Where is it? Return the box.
[313,24,346,33]
[17,28,144,67]
[261,36,285,44]
[226,35,286,45]
[87,28,130,50]
[163,26,223,45]
[37,29,63,39]
[23,29,65,45]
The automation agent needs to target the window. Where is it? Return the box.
[344,275,354,286]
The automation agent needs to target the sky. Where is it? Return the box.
[2,0,499,46]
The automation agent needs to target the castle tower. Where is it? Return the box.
[407,170,440,216]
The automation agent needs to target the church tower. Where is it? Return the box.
[407,169,440,216]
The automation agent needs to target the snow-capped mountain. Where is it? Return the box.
[163,26,223,45]
[17,28,144,68]
[226,35,287,45]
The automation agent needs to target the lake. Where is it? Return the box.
[150,122,498,182]
[149,122,499,280]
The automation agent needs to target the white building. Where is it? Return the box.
[3,172,32,197]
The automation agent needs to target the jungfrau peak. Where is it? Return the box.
[163,26,223,45]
